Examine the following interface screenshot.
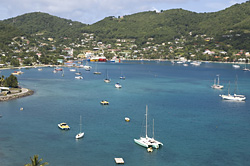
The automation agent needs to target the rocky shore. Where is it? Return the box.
[0,88,34,102]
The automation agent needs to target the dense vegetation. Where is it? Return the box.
[2,12,85,44]
[0,74,18,88]
[83,1,250,49]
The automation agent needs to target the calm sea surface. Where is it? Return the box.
[0,61,250,166]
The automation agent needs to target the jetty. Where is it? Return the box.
[0,88,34,102]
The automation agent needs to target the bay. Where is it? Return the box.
[0,61,250,166]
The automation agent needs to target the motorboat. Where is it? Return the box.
[125,117,130,122]
[75,76,83,79]
[115,82,122,88]
[58,122,70,130]
[120,76,126,80]
[100,100,109,105]
[12,70,23,75]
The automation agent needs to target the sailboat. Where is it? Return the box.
[219,79,246,101]
[104,69,111,83]
[242,63,250,71]
[93,64,101,75]
[134,105,163,149]
[75,67,82,76]
[211,75,223,89]
[120,70,126,80]
[75,115,84,139]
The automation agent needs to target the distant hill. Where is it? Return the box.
[1,1,250,50]
[82,1,250,47]
[2,12,86,40]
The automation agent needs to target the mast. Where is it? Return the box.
[153,119,154,139]
[79,115,82,133]
[235,75,238,95]
[106,69,108,79]
[217,75,220,85]
[146,105,148,138]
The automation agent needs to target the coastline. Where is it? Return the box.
[0,60,248,72]
[0,88,34,102]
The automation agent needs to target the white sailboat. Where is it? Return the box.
[242,63,250,71]
[219,80,246,101]
[104,69,111,83]
[120,69,126,80]
[93,64,101,75]
[134,105,163,149]
[75,115,84,139]
[211,75,223,89]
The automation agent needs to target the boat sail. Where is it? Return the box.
[75,115,84,139]
[134,105,163,149]
[219,79,246,101]
[211,75,223,89]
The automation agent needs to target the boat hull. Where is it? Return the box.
[134,137,162,149]
[219,94,246,101]
[134,138,150,148]
[75,132,84,139]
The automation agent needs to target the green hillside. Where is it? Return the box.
[81,1,250,48]
[0,22,24,51]
[2,12,86,41]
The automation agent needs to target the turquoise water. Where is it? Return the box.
[1,61,250,166]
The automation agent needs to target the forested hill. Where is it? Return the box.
[0,22,24,51]
[1,1,250,49]
[82,1,250,46]
[2,12,86,40]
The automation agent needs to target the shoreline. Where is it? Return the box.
[0,88,34,102]
[0,60,248,71]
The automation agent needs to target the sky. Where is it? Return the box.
[0,0,248,24]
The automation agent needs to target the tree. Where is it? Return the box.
[3,74,18,88]
[0,75,5,86]
[25,155,49,166]
[10,59,20,67]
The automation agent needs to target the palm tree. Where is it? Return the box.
[25,155,48,166]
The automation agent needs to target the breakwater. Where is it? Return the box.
[0,88,34,102]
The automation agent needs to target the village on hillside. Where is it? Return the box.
[0,30,250,68]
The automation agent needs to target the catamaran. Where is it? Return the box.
[134,105,163,149]
[211,75,223,89]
